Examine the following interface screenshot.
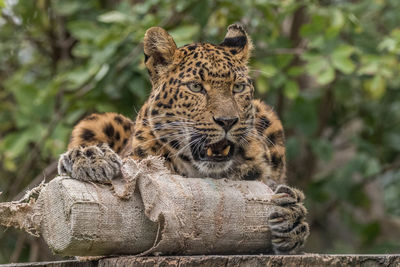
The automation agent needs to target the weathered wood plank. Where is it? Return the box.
[3,254,400,267]
[98,254,400,267]
[1,259,95,267]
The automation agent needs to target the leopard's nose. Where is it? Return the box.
[213,116,239,132]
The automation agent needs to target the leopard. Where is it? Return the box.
[58,24,309,254]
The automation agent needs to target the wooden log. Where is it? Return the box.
[3,254,400,267]
[1,158,276,256]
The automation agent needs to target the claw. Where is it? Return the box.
[270,193,290,200]
[269,217,285,223]
[272,238,284,243]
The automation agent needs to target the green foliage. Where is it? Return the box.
[1,0,400,263]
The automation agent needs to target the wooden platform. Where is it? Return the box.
[2,254,400,267]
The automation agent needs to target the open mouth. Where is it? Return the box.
[191,138,235,162]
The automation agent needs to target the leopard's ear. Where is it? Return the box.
[144,27,177,84]
[220,24,253,62]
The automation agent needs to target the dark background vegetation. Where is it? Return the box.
[1,0,400,263]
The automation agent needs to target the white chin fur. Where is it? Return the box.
[195,160,233,177]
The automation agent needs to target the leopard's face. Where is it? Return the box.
[143,25,255,176]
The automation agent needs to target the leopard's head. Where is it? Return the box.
[143,24,255,176]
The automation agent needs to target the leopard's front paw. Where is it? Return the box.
[268,185,309,254]
[58,144,122,183]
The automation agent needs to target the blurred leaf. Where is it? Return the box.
[331,9,345,30]
[98,11,129,24]
[255,76,269,94]
[358,55,380,75]
[284,80,299,99]
[378,28,400,54]
[331,45,356,74]
[317,65,335,85]
[256,64,277,78]
[303,55,336,85]
[287,66,304,77]
[169,25,200,47]
[378,37,397,52]
[385,133,400,151]
[94,64,110,82]
[1,124,43,159]
[191,1,211,27]
[364,157,381,177]
[383,171,400,216]
[53,1,88,16]
[63,64,99,90]
[67,21,101,41]
[363,75,386,99]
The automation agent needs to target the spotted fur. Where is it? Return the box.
[59,24,309,254]
[68,25,285,183]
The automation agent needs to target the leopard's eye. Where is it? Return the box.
[187,82,204,93]
[233,83,246,93]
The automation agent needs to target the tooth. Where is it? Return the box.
[207,148,213,157]
[222,145,230,156]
